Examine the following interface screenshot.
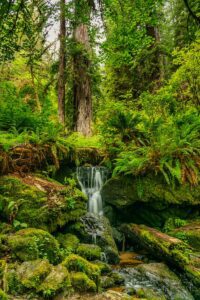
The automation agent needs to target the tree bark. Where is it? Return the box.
[73,2,92,136]
[58,0,66,125]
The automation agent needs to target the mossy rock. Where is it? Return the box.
[56,233,79,256]
[38,264,71,297]
[7,228,60,264]
[94,261,112,275]
[0,289,8,300]
[100,276,115,289]
[0,176,87,232]
[121,223,200,293]
[70,272,96,292]
[62,254,100,281]
[16,259,51,289]
[170,221,200,251]
[76,244,102,261]
[102,175,200,209]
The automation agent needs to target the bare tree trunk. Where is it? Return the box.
[58,0,66,125]
[73,6,92,136]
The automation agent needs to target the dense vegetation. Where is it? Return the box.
[0,0,200,299]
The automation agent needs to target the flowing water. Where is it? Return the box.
[77,166,108,216]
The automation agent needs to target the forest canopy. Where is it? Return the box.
[0,0,199,185]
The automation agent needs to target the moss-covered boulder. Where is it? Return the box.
[102,176,200,208]
[5,260,71,297]
[56,233,79,256]
[0,175,87,232]
[100,276,115,289]
[7,228,60,264]
[70,272,97,292]
[170,221,200,251]
[38,264,71,297]
[62,254,100,281]
[76,244,102,261]
[0,289,8,300]
[121,223,200,297]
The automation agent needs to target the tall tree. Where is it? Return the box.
[58,0,66,125]
[73,0,93,136]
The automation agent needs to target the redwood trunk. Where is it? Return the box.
[58,0,66,125]
[73,20,92,136]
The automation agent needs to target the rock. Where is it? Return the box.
[38,264,71,296]
[70,272,97,292]
[102,176,200,208]
[76,244,102,261]
[70,213,119,264]
[121,223,200,296]
[62,254,100,281]
[100,276,115,289]
[101,176,200,227]
[135,263,193,300]
[0,175,87,233]
[170,221,200,251]
[93,261,112,275]
[57,233,80,256]
[7,228,61,264]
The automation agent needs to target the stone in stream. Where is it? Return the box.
[119,262,194,300]
[121,223,200,298]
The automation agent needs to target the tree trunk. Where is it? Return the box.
[58,0,66,125]
[73,6,92,136]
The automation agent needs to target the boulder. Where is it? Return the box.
[121,223,200,297]
[7,228,60,264]
[38,264,71,296]
[69,213,119,264]
[0,175,87,233]
[76,244,102,261]
[70,272,96,292]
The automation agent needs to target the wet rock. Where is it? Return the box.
[121,223,200,296]
[120,263,193,300]
[70,213,119,264]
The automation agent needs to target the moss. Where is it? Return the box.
[6,266,25,295]
[7,228,61,264]
[100,276,115,289]
[57,233,79,255]
[38,264,71,297]
[76,244,102,261]
[70,272,96,292]
[62,254,100,281]
[0,235,8,257]
[93,261,112,275]
[15,259,52,289]
[0,176,87,233]
[0,289,8,300]
[102,175,200,209]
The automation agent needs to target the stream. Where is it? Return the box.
[76,166,194,300]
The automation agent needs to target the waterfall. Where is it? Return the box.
[77,166,108,216]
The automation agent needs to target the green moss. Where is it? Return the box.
[0,235,8,257]
[0,176,87,233]
[57,233,79,256]
[100,276,115,289]
[76,244,102,261]
[70,272,96,292]
[15,259,51,289]
[93,261,112,275]
[38,264,71,297]
[0,289,8,300]
[62,254,100,281]
[7,228,61,264]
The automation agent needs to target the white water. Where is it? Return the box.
[77,166,108,216]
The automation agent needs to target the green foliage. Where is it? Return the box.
[0,289,8,300]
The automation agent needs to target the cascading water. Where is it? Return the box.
[77,166,108,216]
